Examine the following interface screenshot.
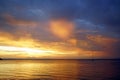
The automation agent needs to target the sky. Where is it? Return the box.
[0,0,120,59]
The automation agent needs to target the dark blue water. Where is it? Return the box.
[0,60,120,80]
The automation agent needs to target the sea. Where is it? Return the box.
[0,60,120,80]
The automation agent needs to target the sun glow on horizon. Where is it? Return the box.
[0,45,56,56]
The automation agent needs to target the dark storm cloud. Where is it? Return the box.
[1,0,120,36]
[81,0,120,36]
[0,0,120,35]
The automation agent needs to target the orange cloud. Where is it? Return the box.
[67,38,77,46]
[87,35,118,47]
[49,19,74,39]
[4,14,39,27]
[86,35,120,57]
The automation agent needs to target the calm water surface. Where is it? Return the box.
[0,60,120,80]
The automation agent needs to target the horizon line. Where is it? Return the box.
[0,58,120,60]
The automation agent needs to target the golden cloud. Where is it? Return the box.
[0,31,80,59]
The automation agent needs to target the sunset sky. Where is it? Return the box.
[0,0,120,59]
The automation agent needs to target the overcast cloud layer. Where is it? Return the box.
[0,0,120,59]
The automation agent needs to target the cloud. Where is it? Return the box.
[4,14,39,27]
[49,19,74,39]
[86,35,120,57]
[0,0,120,58]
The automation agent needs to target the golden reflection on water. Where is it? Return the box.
[0,60,120,80]
[0,60,81,80]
